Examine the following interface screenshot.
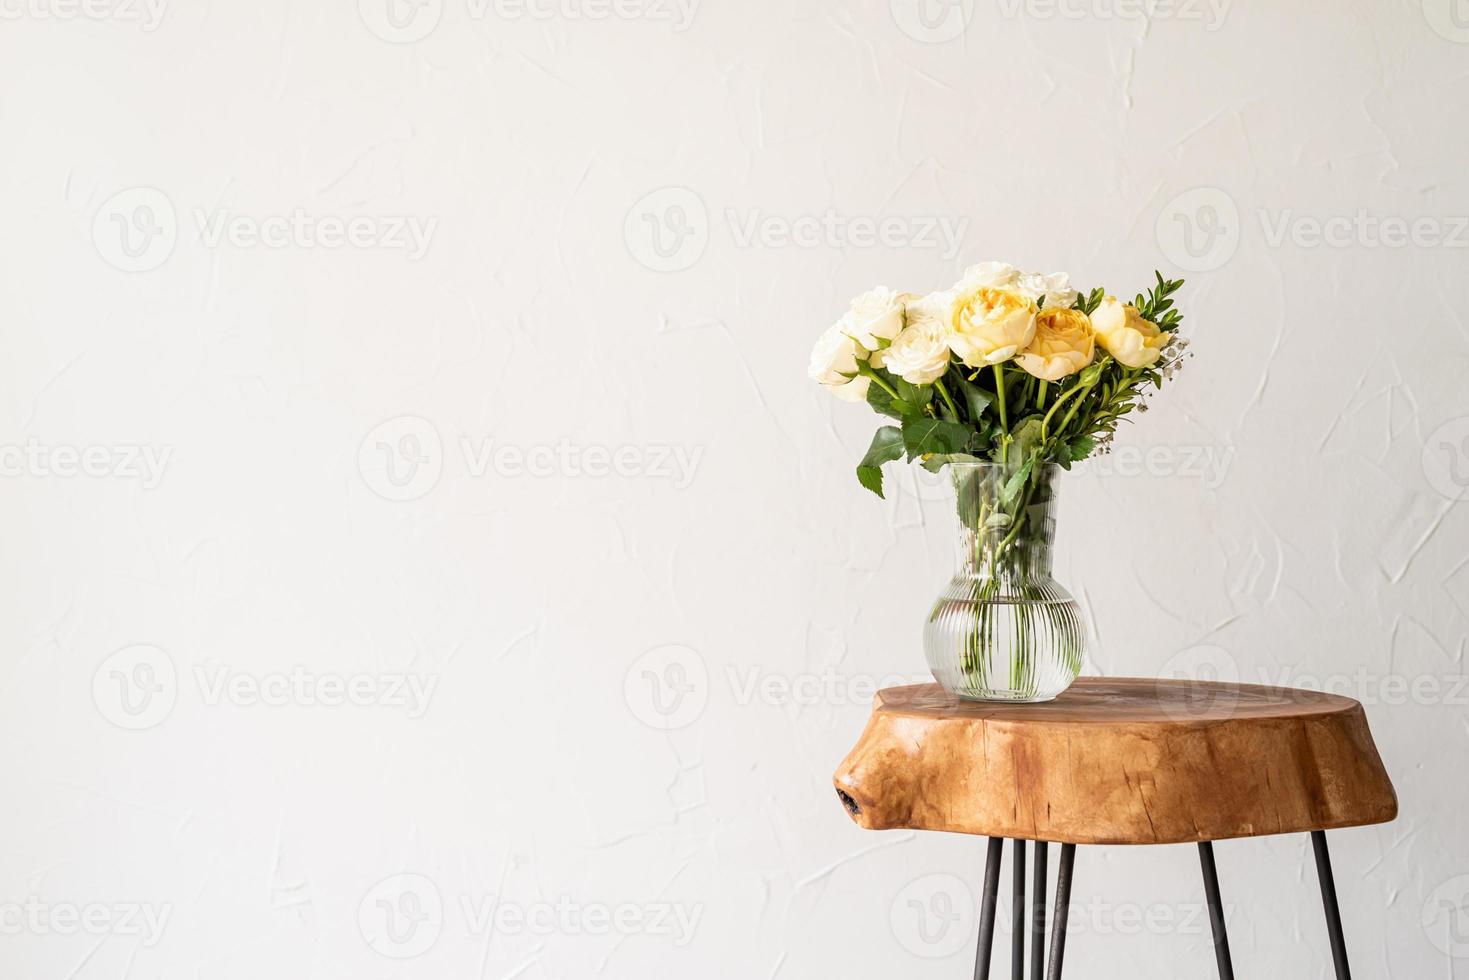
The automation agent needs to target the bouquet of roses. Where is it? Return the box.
[809,260,1188,501]
[809,261,1190,699]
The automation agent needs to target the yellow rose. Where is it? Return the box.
[1015,307,1095,381]
[944,285,1037,367]
[1091,296,1165,368]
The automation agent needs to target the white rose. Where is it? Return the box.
[846,286,907,350]
[904,291,948,333]
[956,261,1020,291]
[808,315,870,400]
[1015,270,1079,310]
[883,299,951,384]
[830,375,872,402]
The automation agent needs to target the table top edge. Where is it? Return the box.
[872,677,1366,724]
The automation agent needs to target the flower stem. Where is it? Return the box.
[1055,383,1095,435]
[935,377,961,420]
[1040,382,1086,442]
[864,367,900,400]
[997,480,1037,555]
[993,362,1009,434]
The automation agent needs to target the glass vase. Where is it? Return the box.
[924,460,1087,702]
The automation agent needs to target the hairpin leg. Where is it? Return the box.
[1031,842,1048,980]
[1198,841,1235,980]
[1046,844,1075,980]
[1312,831,1352,979]
[1012,839,1027,980]
[972,837,1004,980]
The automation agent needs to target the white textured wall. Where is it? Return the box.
[2,1,1467,977]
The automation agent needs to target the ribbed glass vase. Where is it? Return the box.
[924,461,1086,702]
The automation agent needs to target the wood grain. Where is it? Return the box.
[832,678,1397,844]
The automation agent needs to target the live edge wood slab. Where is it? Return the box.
[833,678,1397,845]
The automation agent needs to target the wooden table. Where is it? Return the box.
[833,678,1397,979]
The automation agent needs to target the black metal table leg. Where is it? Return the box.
[1031,842,1048,980]
[1312,831,1352,979]
[1012,839,1026,980]
[967,832,1352,980]
[1199,841,1235,980]
[973,837,1004,980]
[1046,843,1075,980]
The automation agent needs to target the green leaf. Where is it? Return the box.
[901,417,972,461]
[865,375,921,420]
[1068,435,1095,461]
[858,369,933,419]
[920,451,983,474]
[865,385,903,420]
[1000,456,1035,506]
[954,375,993,422]
[1135,273,1186,323]
[1073,286,1105,316]
[1004,417,1044,468]
[855,426,905,498]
